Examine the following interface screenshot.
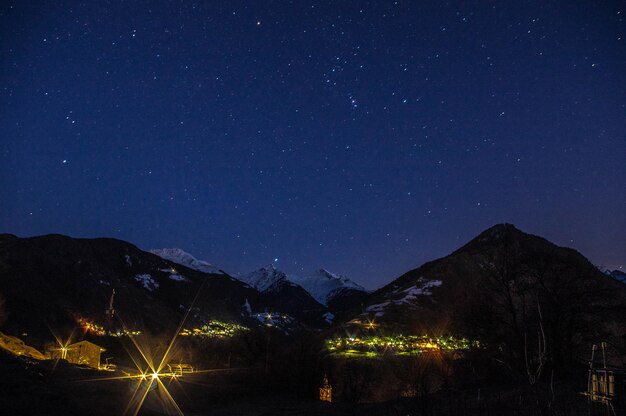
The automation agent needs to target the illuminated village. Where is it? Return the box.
[325,334,479,357]
[178,320,249,338]
[1,222,625,416]
[2,0,626,413]
[0,230,625,416]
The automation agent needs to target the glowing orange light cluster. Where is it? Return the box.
[77,317,141,337]
[78,318,106,336]
[71,280,226,415]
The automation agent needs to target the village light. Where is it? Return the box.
[326,334,479,357]
[77,282,226,416]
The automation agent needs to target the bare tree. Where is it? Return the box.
[524,302,546,385]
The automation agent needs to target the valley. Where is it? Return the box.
[0,224,625,415]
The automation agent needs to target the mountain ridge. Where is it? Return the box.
[150,247,224,275]
[290,268,366,305]
[0,234,335,338]
[342,223,626,370]
[236,264,329,327]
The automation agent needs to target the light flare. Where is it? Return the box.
[114,280,206,415]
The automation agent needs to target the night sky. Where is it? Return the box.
[1,1,624,289]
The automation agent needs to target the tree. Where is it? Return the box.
[461,232,624,378]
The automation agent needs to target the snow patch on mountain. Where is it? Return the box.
[364,301,391,317]
[168,273,189,282]
[150,248,222,275]
[237,264,294,292]
[364,278,441,316]
[134,274,159,291]
[159,267,190,282]
[397,280,442,302]
[290,268,365,305]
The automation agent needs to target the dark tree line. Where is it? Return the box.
[457,234,626,381]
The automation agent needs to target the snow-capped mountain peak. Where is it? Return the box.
[237,264,291,292]
[290,268,366,305]
[317,268,363,288]
[149,248,223,275]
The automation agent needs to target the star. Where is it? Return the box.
[0,0,621,288]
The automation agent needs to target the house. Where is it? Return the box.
[0,331,47,360]
[51,340,106,369]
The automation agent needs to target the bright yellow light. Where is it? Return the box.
[78,281,211,416]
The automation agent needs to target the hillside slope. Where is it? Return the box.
[350,224,626,368]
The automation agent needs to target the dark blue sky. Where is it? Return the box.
[1,1,624,288]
